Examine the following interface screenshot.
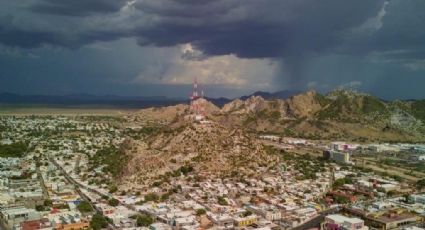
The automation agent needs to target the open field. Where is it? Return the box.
[353,158,423,182]
[0,104,137,116]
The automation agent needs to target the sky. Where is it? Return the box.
[1,0,425,99]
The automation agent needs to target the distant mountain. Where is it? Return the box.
[217,89,425,142]
[239,90,301,100]
[204,97,232,107]
[0,93,185,108]
[0,91,302,108]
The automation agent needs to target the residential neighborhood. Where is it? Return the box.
[0,116,424,230]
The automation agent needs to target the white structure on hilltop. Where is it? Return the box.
[189,77,207,121]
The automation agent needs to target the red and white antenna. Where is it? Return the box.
[189,77,206,119]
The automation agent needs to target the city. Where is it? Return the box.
[0,105,424,229]
[1,0,425,230]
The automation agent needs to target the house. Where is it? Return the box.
[378,184,400,193]
[0,193,15,206]
[403,227,424,230]
[150,222,172,230]
[20,218,53,230]
[96,203,115,215]
[207,213,234,229]
[322,214,368,230]
[411,194,425,204]
[233,215,258,228]
[55,220,90,230]
[0,207,41,228]
[409,155,425,161]
[246,205,281,221]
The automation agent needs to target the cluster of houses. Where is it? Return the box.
[0,116,123,230]
[1,116,425,230]
[0,154,92,230]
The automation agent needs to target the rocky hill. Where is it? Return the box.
[121,122,279,186]
[216,90,425,142]
[120,90,425,188]
[134,90,425,142]
[135,98,220,122]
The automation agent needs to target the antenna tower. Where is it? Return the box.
[190,77,205,119]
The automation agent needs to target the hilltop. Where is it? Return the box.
[121,122,279,187]
[215,90,425,142]
[118,89,425,187]
[135,89,425,142]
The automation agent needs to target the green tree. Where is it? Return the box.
[242,210,253,217]
[108,185,118,194]
[196,209,206,216]
[217,196,228,206]
[160,193,170,201]
[77,201,93,213]
[43,199,52,207]
[387,190,397,197]
[417,179,425,190]
[0,142,28,158]
[35,205,45,211]
[403,194,412,203]
[108,198,119,207]
[334,195,350,204]
[144,193,159,202]
[333,177,353,188]
[136,214,153,227]
[90,214,108,230]
[179,165,194,175]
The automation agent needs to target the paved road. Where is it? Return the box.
[49,157,117,230]
[36,160,49,200]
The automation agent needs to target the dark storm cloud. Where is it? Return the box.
[1,0,425,99]
[0,25,58,49]
[0,0,388,56]
[0,23,124,49]
[334,0,425,73]
[30,0,128,16]
[131,0,388,87]
[369,0,425,51]
[135,0,386,58]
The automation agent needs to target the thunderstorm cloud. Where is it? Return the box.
[0,0,425,99]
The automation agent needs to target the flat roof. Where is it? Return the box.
[327,214,363,224]
[1,207,36,215]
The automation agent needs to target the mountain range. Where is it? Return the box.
[0,93,183,108]
[0,90,301,108]
[2,90,425,142]
[121,89,425,183]
[136,89,425,142]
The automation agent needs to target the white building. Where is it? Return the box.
[323,214,368,230]
[246,205,281,221]
[325,150,352,164]
[403,227,425,230]
[411,194,425,204]
[150,222,172,230]
[331,142,359,151]
[0,207,41,228]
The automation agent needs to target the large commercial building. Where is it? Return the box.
[323,150,352,164]
[246,205,281,221]
[322,214,368,230]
